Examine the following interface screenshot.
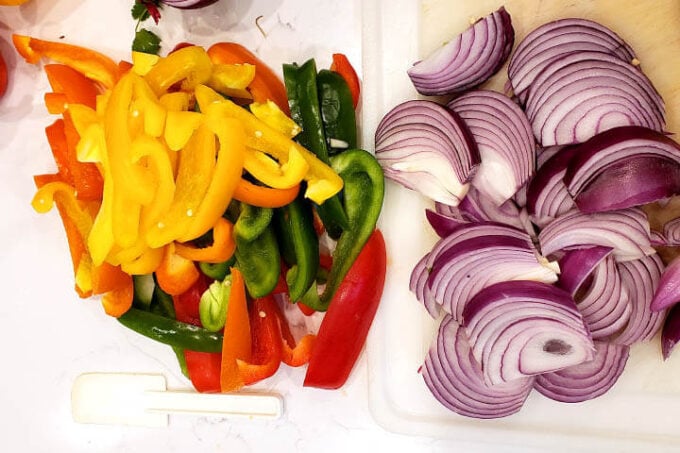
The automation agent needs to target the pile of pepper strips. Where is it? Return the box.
[15,34,386,392]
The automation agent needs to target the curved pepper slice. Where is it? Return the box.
[220,268,251,392]
[238,296,283,385]
[13,34,119,88]
[144,45,213,96]
[232,178,300,208]
[175,217,236,264]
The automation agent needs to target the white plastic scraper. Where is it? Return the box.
[71,373,283,427]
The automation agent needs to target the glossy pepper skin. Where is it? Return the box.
[274,196,320,302]
[302,149,385,311]
[317,69,358,153]
[233,203,281,298]
[283,59,349,239]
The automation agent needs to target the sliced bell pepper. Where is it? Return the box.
[62,112,104,201]
[304,229,387,389]
[12,34,119,88]
[0,47,7,98]
[175,217,236,264]
[269,299,315,366]
[44,63,98,109]
[220,268,251,392]
[237,295,283,385]
[144,45,213,96]
[249,100,301,138]
[330,53,360,109]
[232,178,300,208]
[155,243,200,296]
[207,42,290,114]
[317,68,358,152]
[208,62,255,99]
[173,273,210,327]
[101,274,134,317]
[185,350,222,393]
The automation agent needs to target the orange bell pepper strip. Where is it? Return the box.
[33,173,64,188]
[101,274,134,317]
[174,217,236,264]
[12,34,119,89]
[220,268,251,392]
[330,53,360,109]
[45,119,73,184]
[91,262,131,295]
[237,296,283,385]
[62,112,104,201]
[155,243,200,296]
[207,42,290,115]
[44,63,99,109]
[271,302,316,367]
[232,178,300,208]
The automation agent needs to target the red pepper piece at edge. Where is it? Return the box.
[330,53,360,109]
[303,229,387,389]
[237,296,283,385]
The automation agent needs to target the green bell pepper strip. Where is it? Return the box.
[283,59,349,239]
[198,275,232,332]
[198,256,234,281]
[146,283,189,377]
[234,202,281,298]
[274,196,320,301]
[117,308,223,353]
[302,149,385,311]
[317,69,357,153]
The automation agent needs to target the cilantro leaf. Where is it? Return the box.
[131,2,150,21]
[132,28,161,55]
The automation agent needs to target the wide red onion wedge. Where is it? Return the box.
[375,100,480,205]
[613,254,667,345]
[534,341,629,403]
[508,18,636,103]
[421,316,534,419]
[447,90,535,204]
[407,7,514,96]
[556,246,613,295]
[463,281,594,385]
[661,303,680,360]
[524,52,665,146]
[537,208,654,262]
[564,126,680,213]
[575,255,631,339]
[650,255,680,312]
[435,187,527,231]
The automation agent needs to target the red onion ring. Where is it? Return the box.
[557,246,613,296]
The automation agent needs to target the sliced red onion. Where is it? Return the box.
[425,209,467,238]
[536,145,566,168]
[375,100,480,205]
[557,246,613,295]
[447,90,536,204]
[661,303,680,360]
[662,217,680,246]
[407,7,514,96]
[421,316,534,419]
[564,126,680,213]
[463,281,594,385]
[428,235,558,320]
[524,52,665,146]
[161,0,218,8]
[537,208,654,262]
[650,229,667,247]
[534,341,629,403]
[410,222,536,318]
[650,255,680,312]
[575,255,631,339]
[526,145,579,226]
[436,187,527,231]
[613,254,667,345]
[508,18,636,103]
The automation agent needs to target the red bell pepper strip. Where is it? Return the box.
[172,272,210,327]
[270,301,316,367]
[238,296,283,385]
[303,229,386,389]
[44,63,99,109]
[330,53,360,109]
[185,350,222,393]
[0,49,8,98]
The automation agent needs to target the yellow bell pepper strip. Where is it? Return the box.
[144,45,213,96]
[164,110,202,151]
[131,51,160,76]
[220,268,251,393]
[208,63,255,100]
[159,91,191,111]
[120,246,164,275]
[12,34,119,89]
[243,146,309,190]
[232,178,300,208]
[249,100,301,138]
[175,217,236,264]
[193,85,342,204]
[155,243,200,296]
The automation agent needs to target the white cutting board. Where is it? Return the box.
[363,0,680,451]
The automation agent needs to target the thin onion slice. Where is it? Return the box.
[534,341,629,403]
[421,316,534,419]
[662,217,680,246]
[661,303,680,360]
[375,100,480,206]
[557,246,613,296]
[408,7,514,96]
[537,208,654,262]
[650,255,680,312]
[448,90,535,204]
[463,281,594,385]
[436,187,527,231]
[564,126,680,213]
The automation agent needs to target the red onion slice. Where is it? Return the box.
[661,303,680,360]
[407,7,514,96]
[463,281,594,385]
[537,208,654,262]
[557,246,613,295]
[421,316,534,419]
[447,90,536,204]
[161,0,218,8]
[524,53,665,146]
[534,341,629,403]
[375,100,480,205]
[662,217,680,246]
[650,255,680,312]
[508,18,636,103]
[575,255,631,339]
[436,187,527,231]
[613,254,667,345]
[564,126,680,213]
